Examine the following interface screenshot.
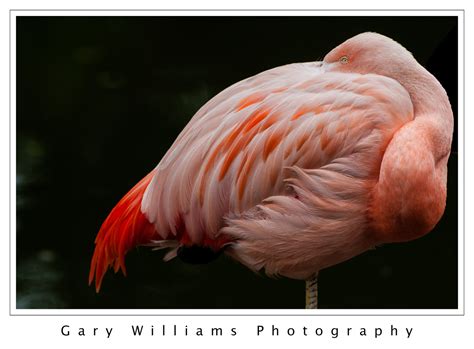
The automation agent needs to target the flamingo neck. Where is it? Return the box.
[402,64,452,119]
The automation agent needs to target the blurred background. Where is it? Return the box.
[16,16,458,309]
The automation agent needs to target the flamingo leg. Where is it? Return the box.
[305,273,318,309]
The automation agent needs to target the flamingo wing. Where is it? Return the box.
[142,63,414,276]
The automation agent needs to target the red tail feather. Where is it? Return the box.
[89,171,157,292]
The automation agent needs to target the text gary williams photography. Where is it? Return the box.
[58,322,414,339]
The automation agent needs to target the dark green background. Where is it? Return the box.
[16,16,458,309]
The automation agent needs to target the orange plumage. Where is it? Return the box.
[89,171,157,292]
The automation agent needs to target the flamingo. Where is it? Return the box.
[89,32,453,308]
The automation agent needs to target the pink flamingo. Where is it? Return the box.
[89,32,453,308]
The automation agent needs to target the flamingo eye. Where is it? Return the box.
[339,55,349,64]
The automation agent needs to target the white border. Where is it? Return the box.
[10,9,465,316]
[8,9,465,16]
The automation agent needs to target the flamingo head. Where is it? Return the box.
[322,32,419,79]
